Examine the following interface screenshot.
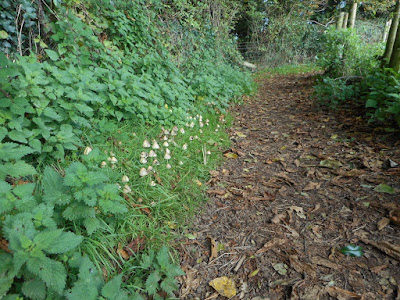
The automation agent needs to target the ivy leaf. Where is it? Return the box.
[339,245,364,257]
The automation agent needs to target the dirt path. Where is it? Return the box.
[178,73,400,300]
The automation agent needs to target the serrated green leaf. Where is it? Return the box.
[374,184,395,194]
[26,256,67,294]
[22,278,47,300]
[45,231,83,254]
[160,277,178,295]
[145,271,160,295]
[339,245,363,257]
[83,217,101,235]
[0,143,35,161]
[42,167,71,205]
[156,246,169,269]
[0,161,36,180]
[101,274,125,299]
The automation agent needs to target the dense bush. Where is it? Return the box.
[0,0,254,298]
[314,24,400,127]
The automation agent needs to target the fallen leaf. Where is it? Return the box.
[360,239,400,260]
[389,210,400,227]
[311,256,342,270]
[289,206,306,219]
[289,255,316,278]
[374,184,396,194]
[320,159,343,169]
[185,233,197,240]
[207,189,226,196]
[117,243,130,260]
[0,239,11,253]
[124,236,146,255]
[179,266,201,298]
[208,236,218,263]
[273,263,288,275]
[326,286,361,299]
[303,181,321,191]
[256,238,286,254]
[235,132,246,138]
[377,217,390,230]
[271,212,286,224]
[248,269,259,278]
[224,152,238,159]
[209,277,236,298]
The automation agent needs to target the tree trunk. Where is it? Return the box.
[337,12,345,30]
[348,1,358,28]
[382,0,400,66]
[389,16,400,71]
[343,12,349,29]
[383,19,392,43]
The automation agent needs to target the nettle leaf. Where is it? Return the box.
[340,245,364,257]
[21,278,47,300]
[0,143,35,161]
[43,166,71,205]
[26,256,67,294]
[0,161,37,180]
[156,246,169,270]
[62,203,95,221]
[65,257,102,300]
[0,181,13,213]
[45,231,83,254]
[145,271,160,295]
[160,277,178,296]
[83,217,101,235]
[101,274,128,300]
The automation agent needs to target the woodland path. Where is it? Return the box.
[178,73,400,300]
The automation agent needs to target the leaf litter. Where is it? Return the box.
[177,73,400,299]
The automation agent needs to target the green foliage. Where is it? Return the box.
[314,77,359,108]
[0,0,252,298]
[316,27,383,78]
[362,69,400,126]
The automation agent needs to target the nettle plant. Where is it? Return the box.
[0,149,128,298]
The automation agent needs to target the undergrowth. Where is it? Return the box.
[0,0,254,298]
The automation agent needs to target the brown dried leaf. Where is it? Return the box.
[271,212,286,224]
[360,239,400,261]
[304,181,321,191]
[325,286,361,299]
[224,152,238,159]
[256,238,286,254]
[208,236,218,263]
[207,189,226,196]
[311,256,342,270]
[289,255,316,278]
[179,266,201,298]
[377,217,390,231]
[389,210,400,227]
[0,239,11,253]
[117,243,130,260]
[124,236,146,255]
